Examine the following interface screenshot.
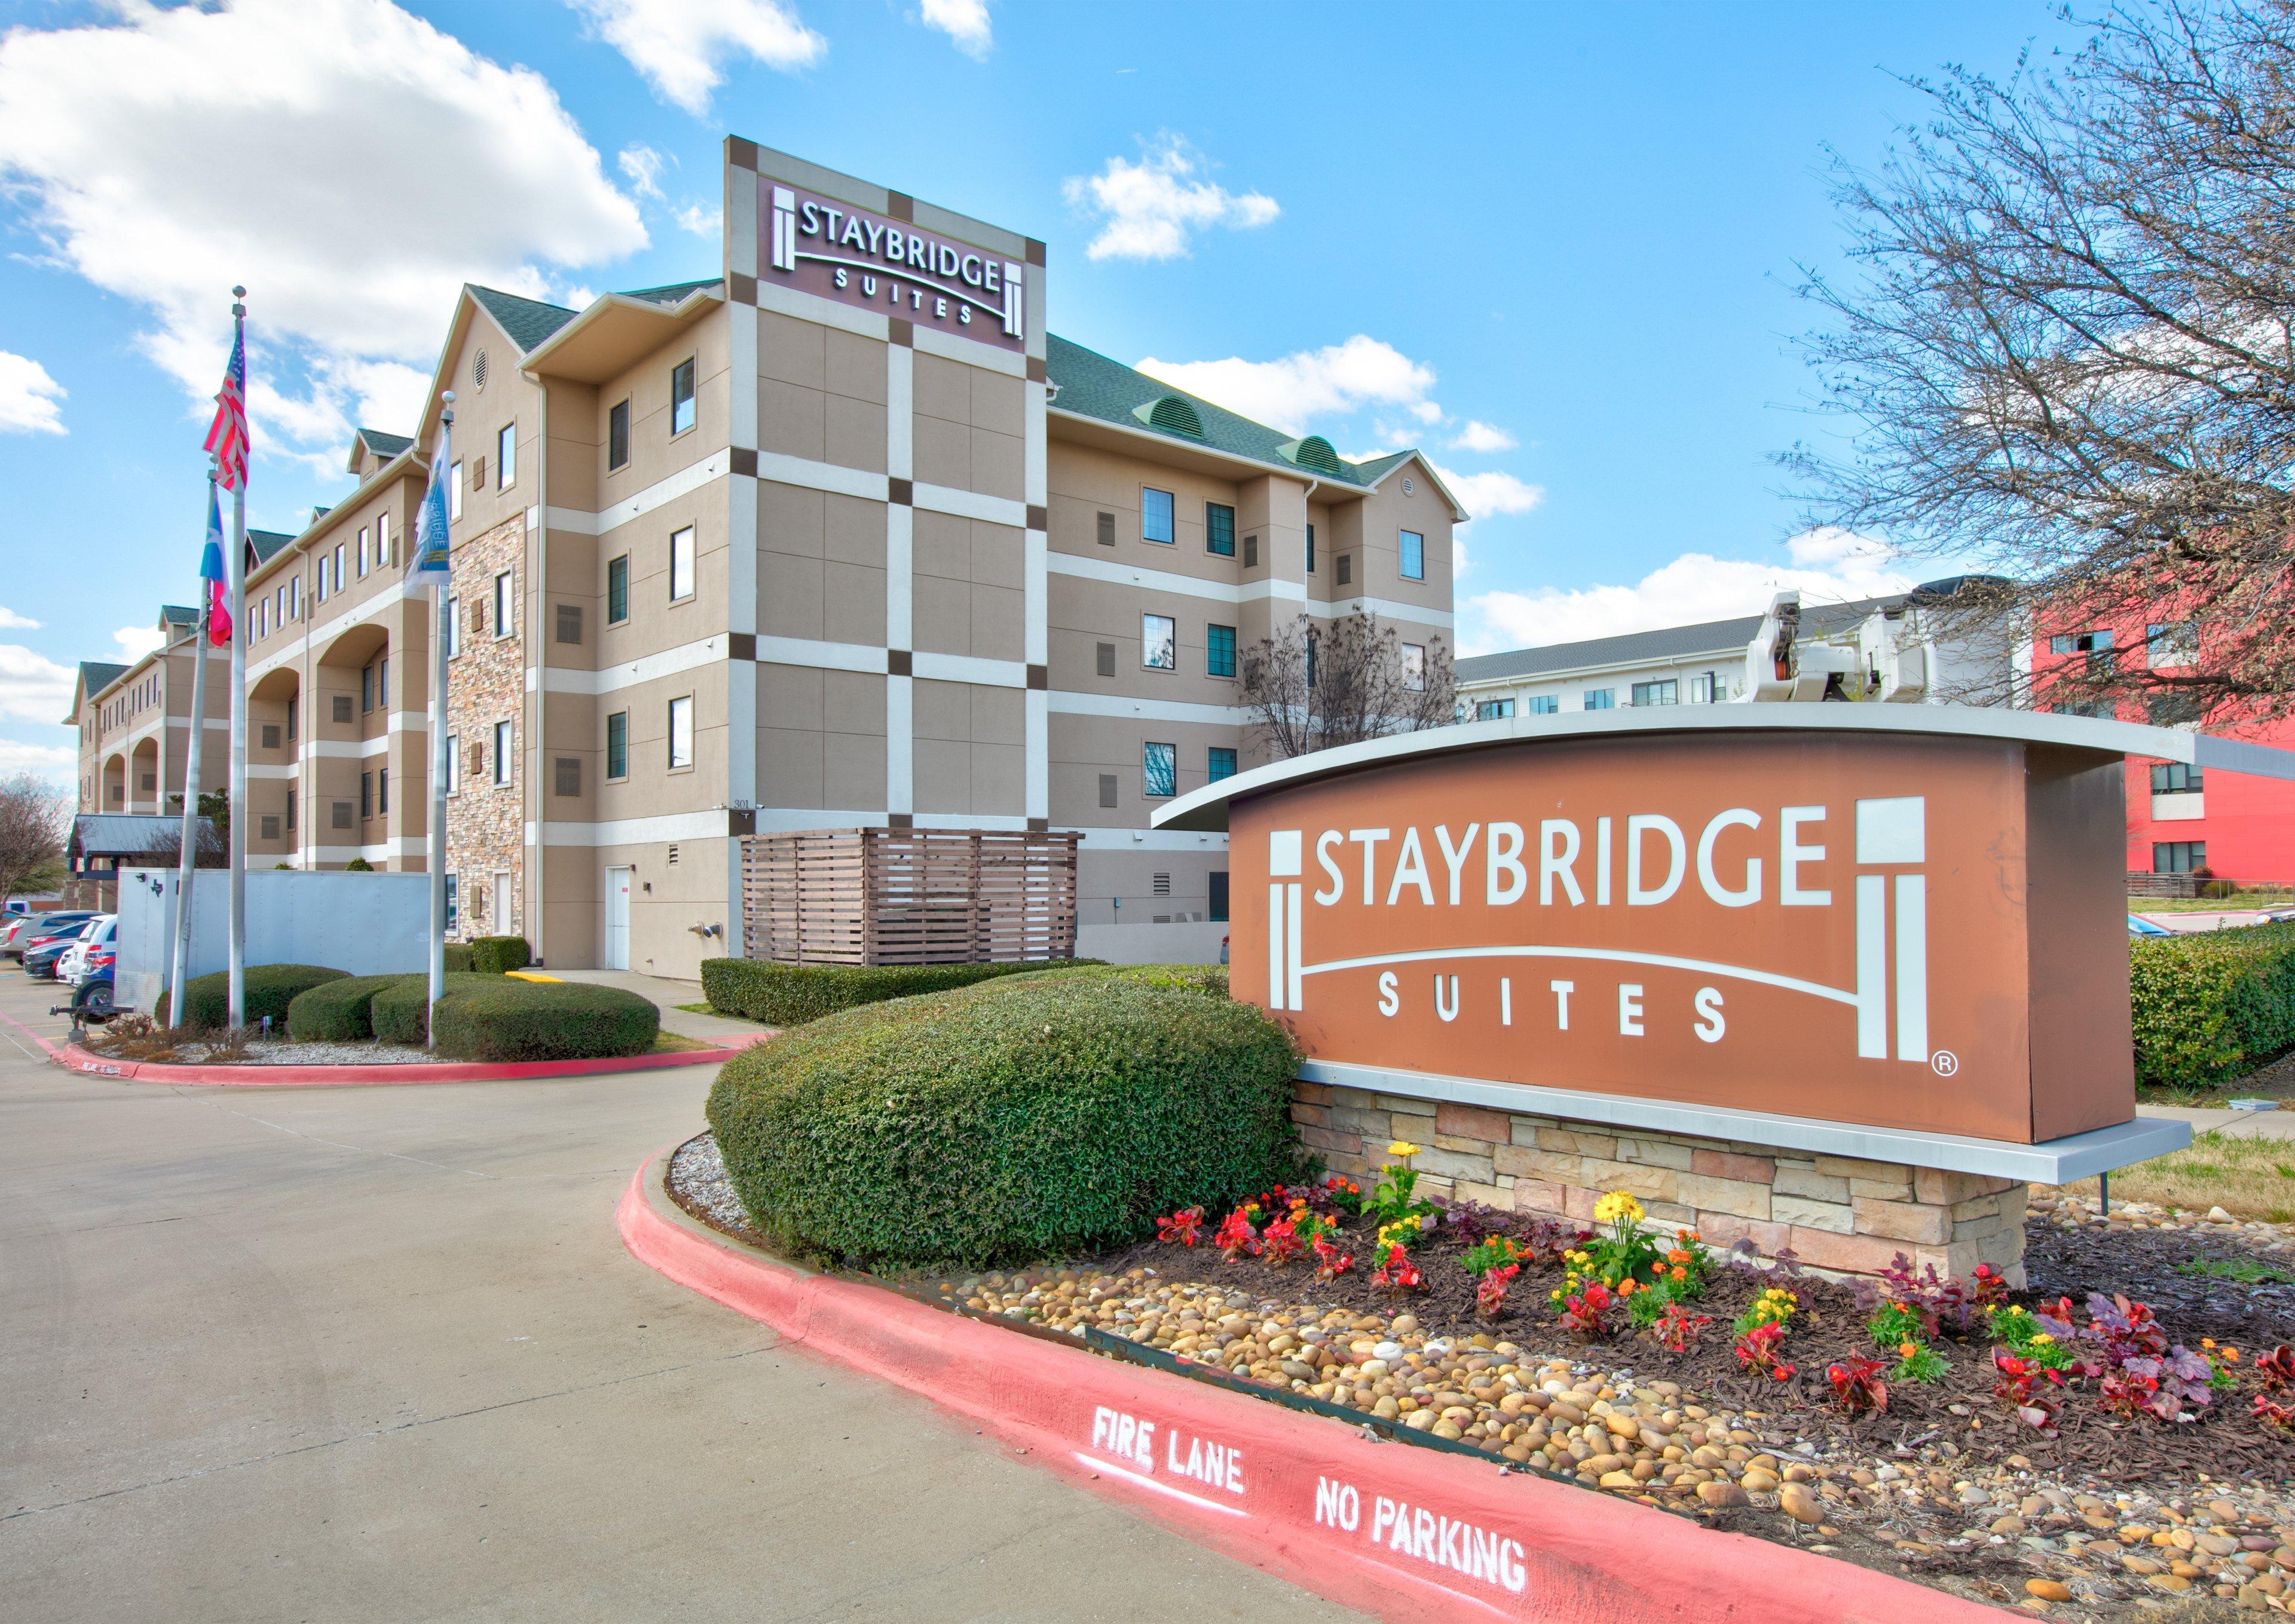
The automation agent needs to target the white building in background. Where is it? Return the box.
[1454,578,2017,720]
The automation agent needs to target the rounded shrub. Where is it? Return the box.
[706,975,1298,1268]
[2131,921,2295,1089]
[370,973,502,1046]
[467,935,532,975]
[286,974,408,1041]
[429,979,659,1061]
[159,963,347,1030]
[442,943,476,973]
[698,955,1103,1027]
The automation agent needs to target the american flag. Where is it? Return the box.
[203,324,249,491]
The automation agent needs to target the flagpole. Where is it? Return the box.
[168,473,218,1019]
[426,392,454,1046]
[225,289,249,1030]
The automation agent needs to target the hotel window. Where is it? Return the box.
[2153,839,2207,874]
[493,570,513,638]
[1403,643,1427,692]
[378,768,388,816]
[1142,614,1176,670]
[1583,688,1616,710]
[2152,762,2204,795]
[446,597,461,656]
[667,695,693,770]
[1399,529,1425,581]
[257,599,268,640]
[2050,698,2116,718]
[2147,620,2199,669]
[1205,502,1235,557]
[360,771,372,822]
[1209,871,1230,923]
[1096,511,1115,547]
[287,697,298,740]
[445,873,457,929]
[1631,679,1678,706]
[492,719,513,785]
[449,462,463,522]
[445,734,458,793]
[360,665,374,713]
[1141,487,1174,544]
[1475,699,1515,721]
[670,357,696,436]
[314,556,327,604]
[608,399,631,470]
[605,711,629,780]
[1306,523,1316,574]
[378,655,388,706]
[497,422,515,488]
[1208,746,1237,782]
[286,788,296,831]
[1527,694,1559,715]
[357,526,369,578]
[377,512,390,565]
[1336,554,1352,587]
[1206,623,1236,678]
[1142,741,1177,798]
[604,554,631,626]
[1687,670,1725,704]
[669,526,696,602]
[2049,629,2112,655]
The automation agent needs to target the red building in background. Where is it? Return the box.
[2031,617,2295,884]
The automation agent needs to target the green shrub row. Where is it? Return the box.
[467,935,532,975]
[705,973,1296,1268]
[2131,921,2295,1089]
[160,964,346,1029]
[290,971,658,1060]
[698,955,1103,1027]
[284,973,410,1041]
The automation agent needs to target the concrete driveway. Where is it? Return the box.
[0,976,1357,1623]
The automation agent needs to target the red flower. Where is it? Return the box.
[1156,1206,1204,1247]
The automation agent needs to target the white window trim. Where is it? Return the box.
[492,719,513,786]
[666,694,694,770]
[493,570,514,640]
[497,422,516,490]
[668,526,696,603]
[450,461,464,522]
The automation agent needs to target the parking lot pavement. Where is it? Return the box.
[0,972,1360,1624]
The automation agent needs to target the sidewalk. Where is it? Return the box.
[2140,1102,2295,1139]
[548,967,763,1045]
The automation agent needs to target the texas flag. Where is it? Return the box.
[200,481,232,647]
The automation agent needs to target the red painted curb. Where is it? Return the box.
[0,1006,769,1087]
[618,1148,2013,1624]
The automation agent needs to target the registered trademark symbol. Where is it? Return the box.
[1931,1050,1960,1077]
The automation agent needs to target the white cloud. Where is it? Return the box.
[920,0,992,59]
[0,736,75,779]
[1137,335,1436,438]
[0,351,65,435]
[1448,419,1515,454]
[1430,463,1544,520]
[0,644,74,724]
[1064,137,1278,262]
[0,608,41,631]
[0,0,646,464]
[1461,528,1914,656]
[570,0,824,114]
[618,142,668,198]
[112,625,165,661]
[674,201,724,238]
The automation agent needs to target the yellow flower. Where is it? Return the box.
[2030,1333,2054,1346]
[1593,1190,1645,1226]
[1387,1140,1421,1159]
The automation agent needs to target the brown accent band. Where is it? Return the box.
[886,812,914,830]
[1026,356,1046,382]
[727,271,757,305]
[886,649,912,676]
[885,191,914,222]
[727,137,759,171]
[1026,664,1048,691]
[729,447,757,479]
[1026,504,1048,531]
[887,477,914,506]
[888,317,914,348]
[1026,816,1049,833]
[726,632,756,661]
[727,807,757,836]
[1025,238,1046,267]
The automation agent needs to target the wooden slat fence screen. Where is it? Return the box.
[740,828,1079,965]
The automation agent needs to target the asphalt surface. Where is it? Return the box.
[0,975,1358,1623]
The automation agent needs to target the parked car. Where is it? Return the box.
[24,917,100,980]
[2128,914,2175,939]
[10,911,97,966]
[57,915,115,986]
[63,919,118,1018]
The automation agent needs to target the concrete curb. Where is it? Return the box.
[617,1147,2013,1624]
[0,1010,767,1087]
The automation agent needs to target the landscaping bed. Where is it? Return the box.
[668,1130,2295,1617]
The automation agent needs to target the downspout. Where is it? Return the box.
[530,378,548,966]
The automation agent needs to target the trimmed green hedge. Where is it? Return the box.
[284,974,408,1041]
[706,974,1297,1267]
[362,973,660,1059]
[2131,921,2295,1089]
[443,944,475,973]
[698,956,1103,1027]
[159,963,347,1030]
[994,961,1229,999]
[369,973,503,1046]
[468,935,532,975]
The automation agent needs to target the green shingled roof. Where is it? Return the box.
[468,286,579,353]
[1046,335,1387,487]
[78,660,128,694]
[618,279,721,307]
[161,605,197,626]
[247,529,296,565]
[357,428,413,458]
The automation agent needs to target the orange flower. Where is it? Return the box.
[2226,1348,2242,1363]
[2204,1338,2217,1350]
[1899,1341,1918,1358]
[1672,1266,1688,1283]
[1618,1277,1638,1295]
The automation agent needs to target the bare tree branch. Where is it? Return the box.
[1240,612,1458,760]
[0,775,71,906]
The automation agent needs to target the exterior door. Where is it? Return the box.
[605,866,631,971]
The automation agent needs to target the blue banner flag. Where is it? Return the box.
[412,433,450,575]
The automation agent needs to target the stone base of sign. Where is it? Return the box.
[1295,1081,2030,1287]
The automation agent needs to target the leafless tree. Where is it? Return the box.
[136,817,227,869]
[1239,612,1458,761]
[1786,1,2295,721]
[0,774,71,905]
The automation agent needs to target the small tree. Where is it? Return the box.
[136,817,227,870]
[1240,612,1458,761]
[0,774,71,904]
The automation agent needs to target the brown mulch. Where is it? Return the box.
[2025,1219,2295,1349]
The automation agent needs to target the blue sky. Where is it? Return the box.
[0,0,2088,782]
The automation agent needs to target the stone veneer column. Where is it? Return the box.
[444,514,531,940]
[1293,1082,2030,1287]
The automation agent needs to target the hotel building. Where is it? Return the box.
[77,138,1461,977]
